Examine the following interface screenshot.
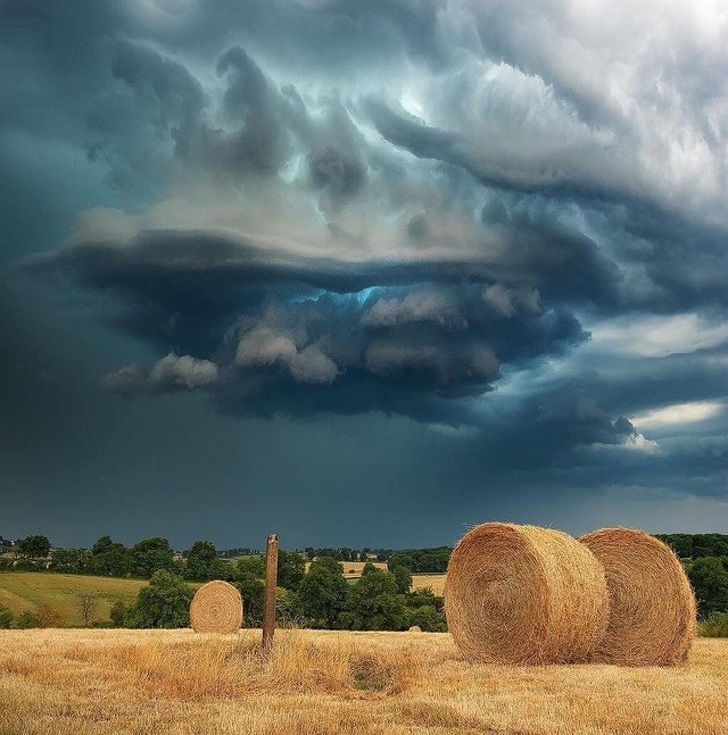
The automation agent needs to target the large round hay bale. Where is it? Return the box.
[579,527,696,666]
[190,580,243,634]
[445,523,609,664]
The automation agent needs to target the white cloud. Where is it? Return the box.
[589,313,728,358]
[362,289,464,328]
[148,353,218,390]
[235,326,338,384]
[632,401,725,431]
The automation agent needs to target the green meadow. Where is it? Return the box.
[0,572,150,627]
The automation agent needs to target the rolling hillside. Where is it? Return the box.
[0,572,150,627]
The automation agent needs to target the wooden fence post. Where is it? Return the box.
[262,533,279,651]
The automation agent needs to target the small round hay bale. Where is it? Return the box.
[190,580,243,634]
[445,522,609,665]
[408,625,422,633]
[579,527,696,666]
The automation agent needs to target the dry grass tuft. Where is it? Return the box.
[190,580,243,634]
[445,522,609,664]
[579,527,697,666]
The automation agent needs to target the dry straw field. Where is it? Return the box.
[1,627,727,735]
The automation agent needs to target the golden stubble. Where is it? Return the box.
[1,628,727,735]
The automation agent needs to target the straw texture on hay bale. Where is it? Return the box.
[579,527,696,666]
[408,625,422,633]
[445,523,609,665]
[189,580,243,634]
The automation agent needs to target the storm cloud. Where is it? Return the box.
[2,0,727,546]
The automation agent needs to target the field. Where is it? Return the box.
[0,573,149,627]
[411,574,447,595]
[306,561,389,579]
[1,628,726,735]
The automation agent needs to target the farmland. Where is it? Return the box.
[0,571,446,627]
[1,628,727,734]
[0,573,150,627]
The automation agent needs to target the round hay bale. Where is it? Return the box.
[445,522,609,665]
[579,527,696,666]
[190,580,243,634]
[408,625,422,633]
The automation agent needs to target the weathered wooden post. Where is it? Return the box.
[262,533,279,651]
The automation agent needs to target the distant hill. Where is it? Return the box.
[0,572,151,627]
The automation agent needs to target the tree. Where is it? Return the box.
[17,535,51,560]
[91,536,116,556]
[14,610,38,629]
[109,600,128,627]
[688,556,728,618]
[389,564,413,595]
[0,604,12,629]
[341,566,407,631]
[234,557,265,626]
[406,604,446,632]
[130,537,175,579]
[277,549,306,591]
[184,540,228,581]
[129,570,193,628]
[407,586,444,612]
[295,556,348,628]
[34,604,64,628]
[77,592,98,627]
[90,536,131,577]
[50,548,92,574]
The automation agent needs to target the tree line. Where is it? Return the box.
[108,554,445,632]
[0,534,447,632]
[3,532,728,626]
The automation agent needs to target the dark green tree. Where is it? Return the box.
[17,535,51,560]
[406,604,447,632]
[688,556,728,618]
[130,537,175,578]
[341,566,407,631]
[277,549,306,590]
[50,548,92,574]
[109,600,128,627]
[184,540,229,581]
[235,556,265,626]
[0,604,12,629]
[389,564,413,594]
[129,570,193,628]
[14,610,38,629]
[407,586,444,612]
[90,536,131,577]
[295,556,348,628]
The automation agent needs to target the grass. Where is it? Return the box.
[0,628,726,734]
[700,613,728,637]
[0,573,149,627]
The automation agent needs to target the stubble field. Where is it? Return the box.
[0,628,726,735]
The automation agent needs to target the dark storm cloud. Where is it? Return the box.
[5,0,728,536]
[74,277,586,423]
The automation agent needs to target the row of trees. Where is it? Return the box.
[388,547,451,573]
[1,535,232,581]
[107,559,446,632]
[1,535,454,579]
[657,534,728,560]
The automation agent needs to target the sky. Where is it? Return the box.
[1,0,727,552]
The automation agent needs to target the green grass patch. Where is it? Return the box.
[700,612,728,637]
[0,572,149,626]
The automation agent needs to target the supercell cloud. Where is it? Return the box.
[2,0,727,544]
